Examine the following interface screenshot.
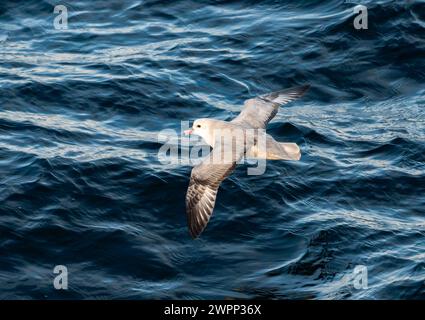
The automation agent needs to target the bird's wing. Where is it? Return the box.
[185,138,245,238]
[231,84,309,129]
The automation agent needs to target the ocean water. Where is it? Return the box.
[0,0,424,300]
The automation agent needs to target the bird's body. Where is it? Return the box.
[184,85,309,238]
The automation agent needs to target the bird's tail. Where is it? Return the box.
[266,142,301,160]
[247,136,301,160]
[278,142,301,160]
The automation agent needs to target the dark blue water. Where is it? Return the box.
[1,0,425,299]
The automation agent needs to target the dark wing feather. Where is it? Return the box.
[186,161,236,238]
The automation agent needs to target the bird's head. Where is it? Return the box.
[184,118,213,145]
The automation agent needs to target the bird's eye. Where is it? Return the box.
[197,125,201,128]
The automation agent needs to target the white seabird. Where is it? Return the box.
[184,85,309,238]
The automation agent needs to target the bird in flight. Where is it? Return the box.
[184,84,309,238]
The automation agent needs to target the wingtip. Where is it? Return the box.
[261,84,311,104]
[189,226,202,239]
[187,207,206,239]
[297,84,310,96]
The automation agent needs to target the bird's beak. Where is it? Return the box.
[184,128,193,135]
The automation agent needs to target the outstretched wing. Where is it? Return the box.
[232,84,309,129]
[185,137,246,238]
[186,162,235,238]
